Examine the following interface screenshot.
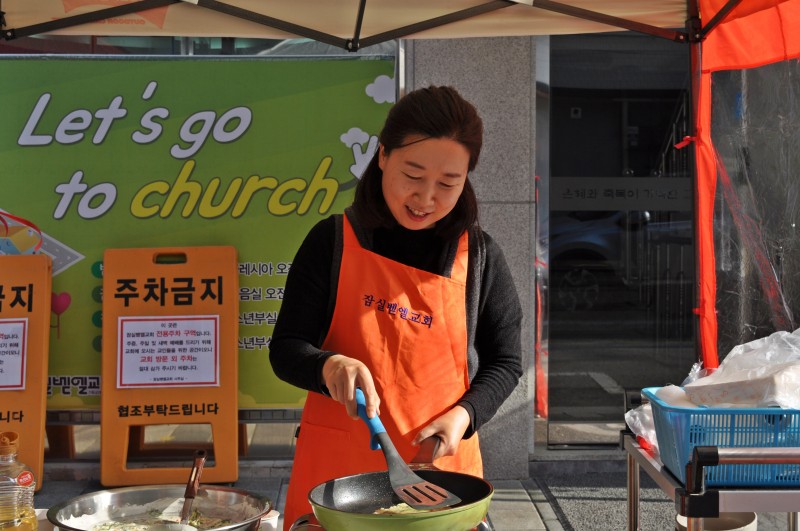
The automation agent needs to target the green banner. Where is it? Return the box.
[0,56,395,409]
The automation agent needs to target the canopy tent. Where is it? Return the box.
[1,0,798,370]
[0,1,707,48]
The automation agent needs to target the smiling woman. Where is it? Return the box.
[378,136,469,230]
[269,85,522,530]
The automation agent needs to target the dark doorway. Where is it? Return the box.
[546,33,696,445]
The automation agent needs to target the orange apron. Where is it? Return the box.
[282,215,482,529]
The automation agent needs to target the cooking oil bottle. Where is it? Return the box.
[0,432,37,531]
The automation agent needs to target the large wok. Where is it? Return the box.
[307,438,493,531]
[47,485,271,531]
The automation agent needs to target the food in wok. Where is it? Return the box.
[89,507,232,531]
[373,502,432,515]
[48,485,270,531]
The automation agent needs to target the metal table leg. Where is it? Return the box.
[686,517,704,531]
[625,432,800,531]
[627,452,640,531]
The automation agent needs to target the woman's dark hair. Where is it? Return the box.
[352,85,482,241]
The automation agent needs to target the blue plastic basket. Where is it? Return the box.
[643,387,800,487]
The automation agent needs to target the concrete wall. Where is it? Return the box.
[403,37,537,480]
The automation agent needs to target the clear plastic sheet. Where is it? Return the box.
[711,59,800,357]
[684,328,800,409]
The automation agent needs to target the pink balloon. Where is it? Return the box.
[51,292,72,316]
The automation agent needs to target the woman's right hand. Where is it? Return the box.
[322,354,380,419]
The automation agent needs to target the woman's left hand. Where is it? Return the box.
[412,405,471,458]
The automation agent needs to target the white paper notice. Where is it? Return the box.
[117,315,220,388]
[0,318,27,390]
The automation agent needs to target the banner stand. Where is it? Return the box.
[101,246,239,486]
[0,254,52,492]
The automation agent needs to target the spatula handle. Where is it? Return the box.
[355,388,384,451]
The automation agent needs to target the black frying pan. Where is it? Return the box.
[307,438,493,531]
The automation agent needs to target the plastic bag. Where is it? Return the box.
[684,328,800,409]
[624,402,658,455]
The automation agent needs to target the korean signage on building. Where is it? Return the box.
[551,177,692,211]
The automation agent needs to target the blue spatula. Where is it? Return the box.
[355,388,462,510]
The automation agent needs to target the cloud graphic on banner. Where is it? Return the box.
[341,128,378,180]
[340,127,369,148]
[62,0,170,28]
[366,75,395,104]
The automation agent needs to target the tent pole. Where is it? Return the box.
[687,0,702,367]
[195,0,349,49]
[359,1,514,48]
[698,0,745,40]
[346,0,367,52]
[532,0,687,43]
[685,0,722,369]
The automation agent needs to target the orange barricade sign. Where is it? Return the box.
[0,254,52,492]
[101,246,239,486]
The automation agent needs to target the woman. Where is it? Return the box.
[269,85,523,529]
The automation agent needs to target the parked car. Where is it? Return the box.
[549,210,691,312]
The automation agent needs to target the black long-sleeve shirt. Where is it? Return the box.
[269,214,523,437]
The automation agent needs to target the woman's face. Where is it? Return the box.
[379,135,470,230]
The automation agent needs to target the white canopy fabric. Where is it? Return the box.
[2,0,689,49]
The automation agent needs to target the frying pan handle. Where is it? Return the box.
[355,388,384,451]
